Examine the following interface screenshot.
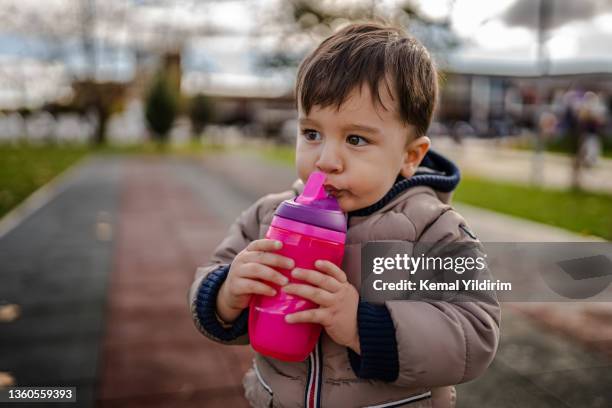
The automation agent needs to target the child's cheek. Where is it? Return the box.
[294,156,310,184]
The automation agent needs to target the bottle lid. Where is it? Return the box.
[275,171,347,233]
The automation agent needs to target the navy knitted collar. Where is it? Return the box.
[347,149,461,219]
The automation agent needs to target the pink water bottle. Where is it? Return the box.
[248,171,347,361]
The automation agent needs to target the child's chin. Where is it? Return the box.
[336,193,371,213]
[334,198,348,212]
[340,195,384,214]
[337,197,357,213]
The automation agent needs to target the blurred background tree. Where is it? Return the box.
[256,0,460,72]
[0,0,130,145]
[71,81,128,145]
[189,94,215,141]
[0,0,218,145]
[145,72,178,144]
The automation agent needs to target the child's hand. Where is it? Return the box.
[216,239,294,323]
[282,260,361,354]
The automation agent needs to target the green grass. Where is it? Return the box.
[514,134,612,159]
[0,140,230,219]
[256,144,612,240]
[454,175,612,239]
[0,144,88,218]
[258,144,296,165]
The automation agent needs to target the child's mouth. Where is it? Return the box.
[324,185,343,197]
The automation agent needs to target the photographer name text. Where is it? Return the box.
[372,279,512,291]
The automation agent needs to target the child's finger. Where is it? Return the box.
[246,239,282,252]
[291,268,341,293]
[282,283,333,306]
[314,260,347,283]
[243,250,294,270]
[241,263,289,286]
[234,277,277,297]
[285,308,327,325]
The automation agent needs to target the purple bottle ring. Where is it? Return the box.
[275,197,347,233]
[271,215,346,244]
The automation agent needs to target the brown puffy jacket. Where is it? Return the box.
[189,151,500,408]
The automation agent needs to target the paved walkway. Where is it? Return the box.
[96,157,256,408]
[0,150,610,407]
[0,157,120,407]
[433,138,612,194]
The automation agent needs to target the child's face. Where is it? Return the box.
[296,83,430,213]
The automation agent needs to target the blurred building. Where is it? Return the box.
[436,67,612,139]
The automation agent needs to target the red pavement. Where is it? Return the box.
[514,303,612,359]
[97,158,254,408]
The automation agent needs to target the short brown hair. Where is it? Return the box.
[295,23,438,137]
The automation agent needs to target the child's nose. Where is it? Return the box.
[315,144,343,174]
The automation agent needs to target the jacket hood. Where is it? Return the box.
[290,149,461,217]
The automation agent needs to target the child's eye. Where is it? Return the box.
[346,134,369,146]
[302,129,321,142]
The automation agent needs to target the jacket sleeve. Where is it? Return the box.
[188,196,265,345]
[348,209,501,388]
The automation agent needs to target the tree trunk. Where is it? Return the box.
[92,107,109,145]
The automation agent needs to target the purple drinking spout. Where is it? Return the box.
[275,170,346,232]
[296,171,328,205]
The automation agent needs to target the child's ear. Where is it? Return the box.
[399,136,431,179]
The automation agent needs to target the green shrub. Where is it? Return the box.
[145,73,178,143]
[189,93,214,139]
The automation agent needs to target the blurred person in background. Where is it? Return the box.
[577,91,607,167]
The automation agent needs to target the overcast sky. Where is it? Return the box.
[0,0,611,108]
[199,0,612,70]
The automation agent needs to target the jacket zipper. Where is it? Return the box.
[304,339,323,408]
[303,338,430,408]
